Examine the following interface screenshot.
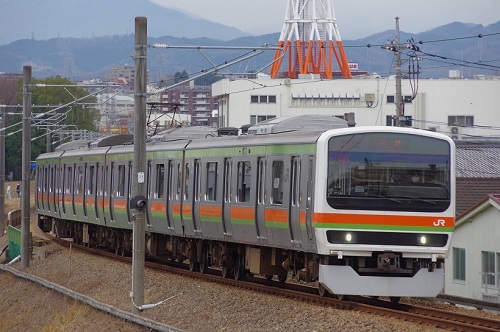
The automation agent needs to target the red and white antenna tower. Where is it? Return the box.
[270,0,352,79]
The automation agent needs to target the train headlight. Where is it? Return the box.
[418,235,428,245]
[326,231,357,244]
[345,233,353,242]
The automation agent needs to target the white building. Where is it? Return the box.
[446,194,500,303]
[212,77,500,138]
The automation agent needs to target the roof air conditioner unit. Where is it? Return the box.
[451,126,459,134]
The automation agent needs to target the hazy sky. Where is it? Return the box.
[151,0,500,39]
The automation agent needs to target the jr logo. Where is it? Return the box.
[433,219,446,226]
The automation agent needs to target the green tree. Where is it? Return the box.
[174,70,189,83]
[5,76,100,180]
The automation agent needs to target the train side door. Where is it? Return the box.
[305,156,315,243]
[166,160,175,232]
[255,157,267,241]
[289,156,302,245]
[222,158,233,236]
[51,165,57,214]
[169,161,184,235]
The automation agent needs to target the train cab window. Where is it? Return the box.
[327,132,451,212]
[271,161,284,205]
[237,161,251,202]
[117,165,126,197]
[155,163,165,198]
[206,162,217,201]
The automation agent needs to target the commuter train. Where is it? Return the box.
[36,115,455,300]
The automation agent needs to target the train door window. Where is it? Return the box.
[176,163,182,200]
[224,159,231,203]
[155,163,165,198]
[65,166,72,194]
[88,165,95,195]
[257,158,265,204]
[291,157,301,206]
[76,165,84,194]
[271,160,284,205]
[206,162,217,201]
[117,164,125,197]
[167,161,174,200]
[237,161,251,202]
[194,160,200,202]
[103,165,109,197]
[184,163,190,200]
[43,166,48,193]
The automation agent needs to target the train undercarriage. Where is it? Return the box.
[38,215,321,284]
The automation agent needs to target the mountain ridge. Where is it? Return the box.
[1,21,499,80]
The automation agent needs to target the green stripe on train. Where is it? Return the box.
[313,223,454,232]
[185,144,316,158]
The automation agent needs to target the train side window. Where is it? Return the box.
[117,164,125,197]
[237,161,251,202]
[271,160,284,205]
[155,163,165,198]
[206,162,217,201]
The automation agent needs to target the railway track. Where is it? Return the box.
[48,236,500,331]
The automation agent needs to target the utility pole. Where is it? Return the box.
[382,17,406,127]
[22,66,32,268]
[394,17,404,127]
[131,16,147,314]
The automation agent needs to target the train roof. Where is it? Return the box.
[44,115,350,155]
[247,114,348,135]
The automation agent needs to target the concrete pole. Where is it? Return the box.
[22,66,32,268]
[394,16,403,127]
[0,104,5,235]
[131,16,147,314]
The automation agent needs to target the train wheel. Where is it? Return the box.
[389,297,401,304]
[233,255,244,280]
[278,274,287,283]
[189,259,199,272]
[264,275,273,280]
[199,247,208,274]
[221,265,231,278]
[318,284,329,297]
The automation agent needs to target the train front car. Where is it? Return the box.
[314,127,455,299]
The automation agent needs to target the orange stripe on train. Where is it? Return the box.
[312,213,455,227]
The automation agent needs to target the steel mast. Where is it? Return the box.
[270,0,352,79]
